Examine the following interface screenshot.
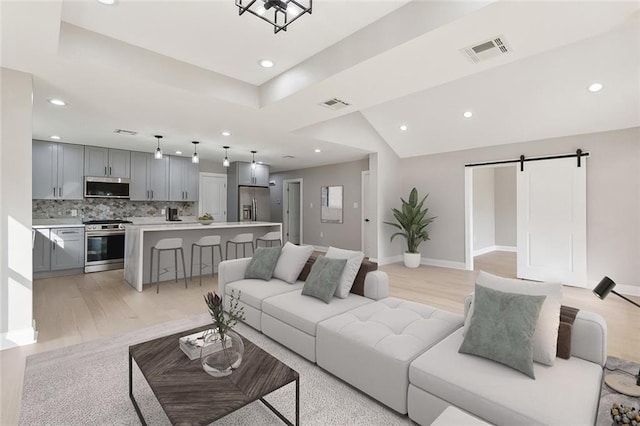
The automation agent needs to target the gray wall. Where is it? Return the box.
[398,127,640,289]
[494,166,517,247]
[270,159,369,251]
[472,167,495,251]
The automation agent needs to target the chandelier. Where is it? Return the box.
[235,0,312,34]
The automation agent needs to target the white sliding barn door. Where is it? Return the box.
[517,157,587,287]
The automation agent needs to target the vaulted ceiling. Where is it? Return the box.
[2,1,638,171]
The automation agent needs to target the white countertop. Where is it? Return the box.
[32,219,83,229]
[126,216,199,225]
[126,221,281,232]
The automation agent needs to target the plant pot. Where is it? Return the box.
[403,252,421,268]
[200,329,244,377]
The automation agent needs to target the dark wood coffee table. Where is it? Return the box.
[129,325,299,425]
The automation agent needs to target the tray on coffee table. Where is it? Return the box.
[129,325,299,425]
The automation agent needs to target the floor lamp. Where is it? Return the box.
[593,276,640,397]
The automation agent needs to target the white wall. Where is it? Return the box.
[472,167,495,252]
[494,166,517,247]
[398,127,640,291]
[0,68,35,349]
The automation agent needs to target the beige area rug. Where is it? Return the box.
[19,314,412,425]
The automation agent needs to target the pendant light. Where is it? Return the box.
[192,141,200,164]
[154,135,163,159]
[222,146,230,167]
[251,150,257,169]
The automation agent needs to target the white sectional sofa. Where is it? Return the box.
[218,256,608,426]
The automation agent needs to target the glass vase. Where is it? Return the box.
[200,329,244,377]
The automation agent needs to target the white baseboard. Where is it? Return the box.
[421,257,467,270]
[1,324,37,351]
[378,255,466,270]
[473,245,517,256]
[495,245,517,252]
[378,255,403,266]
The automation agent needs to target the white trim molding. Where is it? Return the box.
[473,245,517,256]
[616,284,640,297]
[1,322,37,351]
[421,257,467,270]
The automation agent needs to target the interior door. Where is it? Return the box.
[199,173,227,222]
[285,181,301,244]
[517,157,587,287]
[361,171,373,257]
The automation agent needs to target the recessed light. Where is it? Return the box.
[48,99,66,106]
[314,148,321,153]
[399,125,408,131]
[259,59,274,68]
[221,131,231,136]
[175,151,182,155]
[97,0,118,5]
[588,82,603,93]
[463,111,473,118]
[50,135,61,140]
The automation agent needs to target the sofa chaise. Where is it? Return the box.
[218,251,607,425]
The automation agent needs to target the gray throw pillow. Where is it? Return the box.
[301,257,347,304]
[458,284,546,379]
[244,246,282,281]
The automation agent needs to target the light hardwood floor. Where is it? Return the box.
[1,252,638,424]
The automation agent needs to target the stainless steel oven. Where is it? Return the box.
[84,220,130,273]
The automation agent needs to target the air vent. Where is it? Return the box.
[319,98,351,111]
[282,155,296,159]
[461,35,512,64]
[114,129,138,136]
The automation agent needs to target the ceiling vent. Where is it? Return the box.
[319,98,350,111]
[282,155,296,159]
[114,129,138,136]
[461,35,512,64]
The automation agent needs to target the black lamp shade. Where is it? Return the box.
[593,276,616,299]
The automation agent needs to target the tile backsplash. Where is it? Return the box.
[33,199,195,220]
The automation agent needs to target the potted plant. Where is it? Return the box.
[384,187,436,268]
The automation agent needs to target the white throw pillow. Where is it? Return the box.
[325,246,365,298]
[272,242,314,284]
[463,271,562,366]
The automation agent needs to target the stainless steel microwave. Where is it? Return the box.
[84,176,131,199]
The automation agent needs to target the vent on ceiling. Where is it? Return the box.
[461,35,511,64]
[114,129,138,136]
[319,98,351,111]
[282,155,296,159]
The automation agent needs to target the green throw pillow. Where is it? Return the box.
[458,284,546,379]
[301,257,347,304]
[244,246,282,281]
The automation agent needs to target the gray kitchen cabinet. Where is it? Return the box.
[33,227,84,272]
[169,156,199,202]
[84,146,130,178]
[32,140,84,200]
[50,227,84,270]
[32,228,51,272]
[253,164,270,186]
[130,152,169,201]
[232,161,269,186]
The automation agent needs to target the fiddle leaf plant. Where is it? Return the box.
[384,187,436,254]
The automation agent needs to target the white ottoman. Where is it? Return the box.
[316,297,463,414]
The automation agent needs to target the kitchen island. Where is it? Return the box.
[124,221,281,291]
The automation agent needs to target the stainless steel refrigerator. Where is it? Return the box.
[238,186,270,221]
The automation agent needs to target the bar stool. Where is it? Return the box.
[190,235,223,286]
[256,231,282,247]
[150,238,188,293]
[226,233,254,260]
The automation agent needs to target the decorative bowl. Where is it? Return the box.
[199,220,214,225]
